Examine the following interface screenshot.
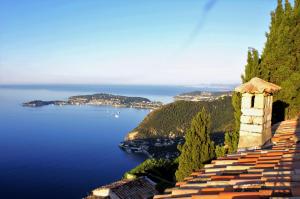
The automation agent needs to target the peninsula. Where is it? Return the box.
[23,93,163,109]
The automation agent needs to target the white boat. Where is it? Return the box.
[126,148,132,153]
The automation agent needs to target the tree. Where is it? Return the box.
[224,131,239,154]
[242,48,261,83]
[236,0,300,127]
[279,72,300,118]
[292,0,300,72]
[175,108,215,181]
[124,158,179,192]
[228,91,241,153]
[215,145,226,158]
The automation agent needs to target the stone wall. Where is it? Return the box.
[238,93,273,149]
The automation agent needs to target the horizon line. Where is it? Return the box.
[0,82,239,87]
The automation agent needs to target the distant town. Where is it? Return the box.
[174,91,232,102]
[119,137,184,159]
[23,93,163,109]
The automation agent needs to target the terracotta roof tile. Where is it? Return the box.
[154,119,300,199]
[235,77,281,94]
[88,177,157,199]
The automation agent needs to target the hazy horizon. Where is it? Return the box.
[0,0,277,85]
[0,82,238,88]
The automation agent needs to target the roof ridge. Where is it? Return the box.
[235,77,281,94]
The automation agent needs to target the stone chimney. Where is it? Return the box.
[235,77,281,150]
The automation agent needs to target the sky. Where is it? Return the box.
[0,0,278,85]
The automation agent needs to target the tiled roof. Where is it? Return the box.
[97,179,131,189]
[111,177,158,199]
[154,119,300,199]
[235,77,281,94]
[87,176,158,199]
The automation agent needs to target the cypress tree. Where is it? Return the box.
[292,0,300,71]
[226,92,241,153]
[236,0,300,125]
[280,72,300,117]
[260,0,285,83]
[242,48,261,83]
[215,145,226,158]
[262,0,300,120]
[175,108,215,181]
[296,0,300,9]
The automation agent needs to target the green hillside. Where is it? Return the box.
[126,96,234,140]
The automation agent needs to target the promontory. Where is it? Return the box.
[23,93,163,109]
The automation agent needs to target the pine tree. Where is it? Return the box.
[175,108,215,181]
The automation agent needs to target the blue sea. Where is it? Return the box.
[0,84,234,199]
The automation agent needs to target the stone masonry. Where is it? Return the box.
[235,77,281,150]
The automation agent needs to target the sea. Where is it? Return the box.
[0,84,234,199]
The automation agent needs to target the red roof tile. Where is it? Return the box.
[154,119,300,199]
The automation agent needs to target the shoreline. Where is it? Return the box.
[23,93,163,110]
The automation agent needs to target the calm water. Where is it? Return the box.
[0,85,234,199]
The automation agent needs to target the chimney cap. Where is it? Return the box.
[235,77,281,94]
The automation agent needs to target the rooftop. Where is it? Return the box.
[235,77,281,94]
[86,176,158,199]
[154,118,300,199]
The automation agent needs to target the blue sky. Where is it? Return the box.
[0,0,277,85]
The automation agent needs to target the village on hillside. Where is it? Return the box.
[174,91,232,102]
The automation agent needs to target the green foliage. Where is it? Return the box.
[215,145,226,158]
[228,92,241,153]
[224,131,239,154]
[175,108,215,181]
[241,48,261,83]
[279,72,300,117]
[239,0,300,124]
[214,131,239,157]
[124,158,178,192]
[129,96,234,139]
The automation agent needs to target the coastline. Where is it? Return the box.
[23,93,163,110]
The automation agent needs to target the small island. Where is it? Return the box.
[23,93,163,109]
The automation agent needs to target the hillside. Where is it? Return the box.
[126,96,234,140]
